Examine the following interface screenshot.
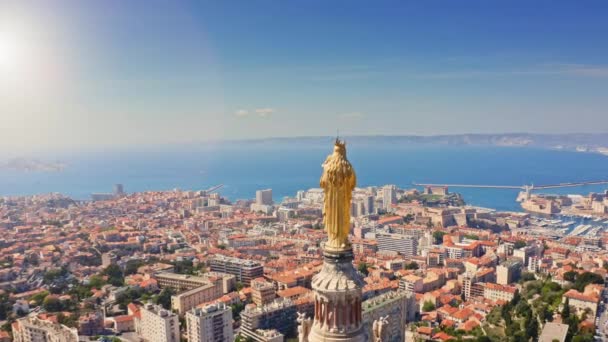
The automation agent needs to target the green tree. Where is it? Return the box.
[432,231,446,244]
[510,290,521,306]
[88,275,106,289]
[43,267,68,284]
[57,312,79,328]
[404,261,419,270]
[124,260,145,275]
[30,291,50,306]
[520,272,536,282]
[0,293,12,320]
[155,288,174,310]
[102,264,124,286]
[572,334,594,342]
[42,296,62,312]
[69,284,93,300]
[566,313,580,342]
[562,298,570,319]
[563,271,577,282]
[573,272,604,292]
[357,262,370,276]
[173,259,195,275]
[116,287,143,310]
[422,301,435,312]
[514,240,527,249]
[231,302,245,320]
[526,315,539,340]
[463,233,479,240]
[236,282,244,291]
[235,335,253,342]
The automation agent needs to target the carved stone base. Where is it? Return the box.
[307,247,366,342]
[322,243,353,256]
[307,326,367,342]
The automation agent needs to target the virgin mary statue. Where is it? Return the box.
[319,139,356,250]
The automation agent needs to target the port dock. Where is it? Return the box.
[413,180,608,190]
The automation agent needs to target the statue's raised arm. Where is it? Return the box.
[319,139,356,251]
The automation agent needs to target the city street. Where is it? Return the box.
[596,288,608,340]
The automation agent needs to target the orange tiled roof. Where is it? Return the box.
[564,289,599,303]
[417,326,433,335]
[277,286,310,298]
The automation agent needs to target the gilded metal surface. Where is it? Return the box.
[320,139,356,250]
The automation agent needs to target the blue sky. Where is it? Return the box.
[1,1,608,151]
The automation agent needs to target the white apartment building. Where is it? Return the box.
[12,316,78,342]
[483,283,517,302]
[399,274,424,294]
[171,281,223,315]
[140,304,180,342]
[256,189,273,205]
[376,233,418,257]
[186,304,234,342]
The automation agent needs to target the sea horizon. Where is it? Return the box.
[2,142,608,212]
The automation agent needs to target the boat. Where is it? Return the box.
[569,224,592,236]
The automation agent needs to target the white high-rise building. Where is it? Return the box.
[296,190,305,201]
[186,303,233,342]
[12,316,78,342]
[382,185,396,212]
[140,304,180,342]
[365,195,375,215]
[256,189,273,205]
[496,259,522,285]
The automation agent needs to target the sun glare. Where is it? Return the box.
[0,10,65,94]
[0,30,25,73]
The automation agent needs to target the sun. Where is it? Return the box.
[0,29,27,77]
[0,34,17,66]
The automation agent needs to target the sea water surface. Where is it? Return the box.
[2,141,608,212]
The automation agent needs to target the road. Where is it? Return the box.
[596,287,608,340]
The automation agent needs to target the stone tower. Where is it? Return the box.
[301,140,366,342]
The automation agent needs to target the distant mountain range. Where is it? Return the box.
[0,158,66,172]
[231,133,608,155]
[3,133,608,174]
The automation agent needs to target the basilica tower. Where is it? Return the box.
[300,139,366,342]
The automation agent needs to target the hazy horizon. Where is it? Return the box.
[2,1,608,153]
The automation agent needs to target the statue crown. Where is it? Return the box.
[334,139,346,155]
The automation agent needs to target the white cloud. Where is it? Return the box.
[561,64,608,78]
[255,108,275,118]
[235,109,249,117]
[235,108,275,118]
[418,64,608,80]
[339,112,364,120]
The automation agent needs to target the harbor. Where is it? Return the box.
[522,214,608,239]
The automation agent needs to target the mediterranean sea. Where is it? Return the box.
[2,140,608,212]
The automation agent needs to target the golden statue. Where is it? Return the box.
[320,139,356,250]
